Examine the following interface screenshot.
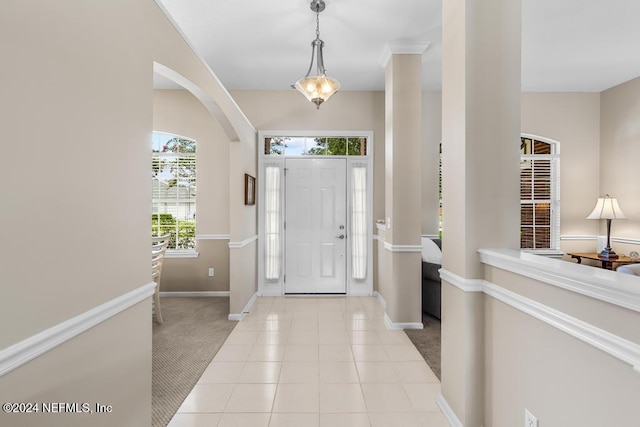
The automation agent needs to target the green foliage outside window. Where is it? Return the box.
[152,213,195,249]
[306,137,366,156]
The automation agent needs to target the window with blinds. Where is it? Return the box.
[520,136,559,250]
[152,132,196,250]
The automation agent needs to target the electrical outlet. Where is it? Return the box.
[208,268,214,277]
[525,409,538,427]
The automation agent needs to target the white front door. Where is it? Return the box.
[285,158,347,293]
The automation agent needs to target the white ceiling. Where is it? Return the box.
[155,0,640,92]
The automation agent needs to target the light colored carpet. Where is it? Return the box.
[405,313,441,380]
[152,297,236,427]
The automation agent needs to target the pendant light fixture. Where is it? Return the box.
[292,0,340,109]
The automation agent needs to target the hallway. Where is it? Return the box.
[168,296,447,427]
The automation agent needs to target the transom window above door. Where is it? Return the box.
[264,136,368,156]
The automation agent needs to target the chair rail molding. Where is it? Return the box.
[196,234,231,240]
[439,269,484,292]
[483,280,640,375]
[383,242,423,253]
[0,282,156,377]
[165,250,199,259]
[228,235,258,249]
[560,234,640,246]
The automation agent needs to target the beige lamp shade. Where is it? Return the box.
[586,194,626,220]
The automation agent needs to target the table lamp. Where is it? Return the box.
[587,194,625,259]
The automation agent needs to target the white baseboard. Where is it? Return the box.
[383,313,423,330]
[0,282,155,377]
[160,291,230,298]
[374,292,422,330]
[436,394,464,427]
[373,291,387,308]
[228,292,258,321]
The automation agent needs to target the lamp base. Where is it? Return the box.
[599,247,619,259]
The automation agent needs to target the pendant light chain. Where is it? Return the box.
[292,0,341,109]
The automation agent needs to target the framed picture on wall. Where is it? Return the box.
[245,174,256,205]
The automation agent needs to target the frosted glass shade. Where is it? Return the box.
[294,75,340,109]
[587,195,626,220]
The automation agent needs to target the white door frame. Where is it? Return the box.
[257,130,374,297]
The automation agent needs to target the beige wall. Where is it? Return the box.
[482,265,640,426]
[0,303,152,427]
[600,76,640,249]
[0,0,253,424]
[230,89,386,223]
[161,241,230,292]
[153,90,231,292]
[522,92,602,253]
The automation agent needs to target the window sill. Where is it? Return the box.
[165,250,199,259]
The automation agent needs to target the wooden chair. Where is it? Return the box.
[152,235,170,323]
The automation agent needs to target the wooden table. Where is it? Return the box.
[567,252,638,270]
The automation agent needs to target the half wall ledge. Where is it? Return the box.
[478,248,640,313]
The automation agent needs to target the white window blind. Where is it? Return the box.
[264,166,281,280]
[520,136,559,250]
[351,166,367,280]
[152,133,196,250]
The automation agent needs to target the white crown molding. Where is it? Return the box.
[380,41,431,68]
[228,235,258,249]
[160,291,230,298]
[483,281,640,375]
[439,269,484,292]
[478,249,640,313]
[383,313,423,330]
[383,242,423,253]
[196,234,231,240]
[0,282,155,377]
[228,292,258,321]
[436,395,464,427]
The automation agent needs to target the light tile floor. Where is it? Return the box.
[168,296,448,427]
